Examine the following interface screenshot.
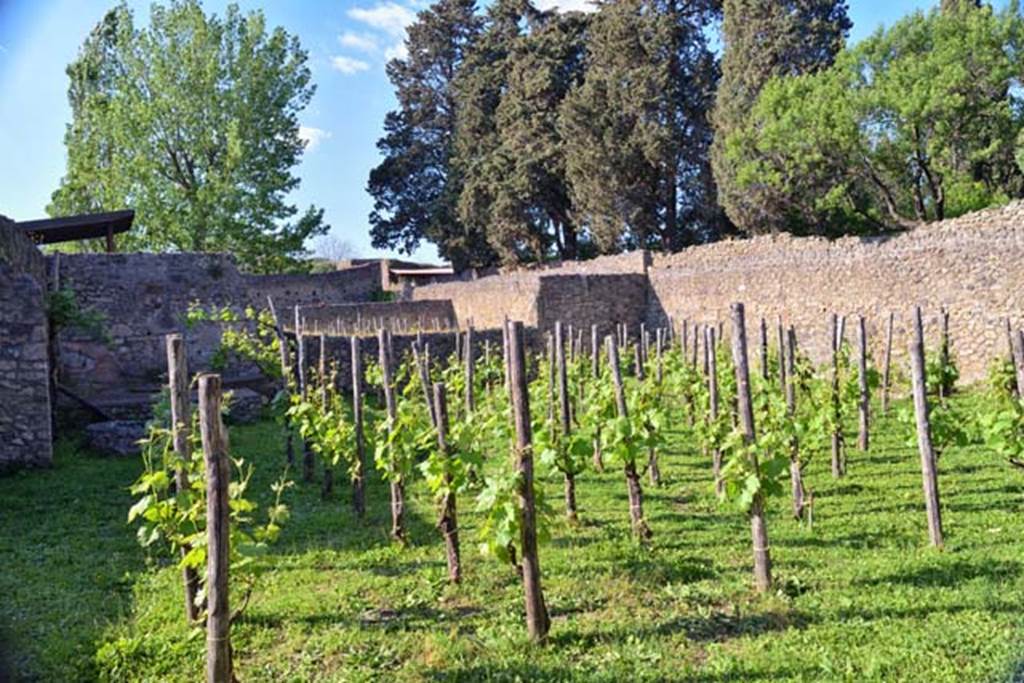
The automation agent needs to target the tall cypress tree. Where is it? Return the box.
[711,0,851,235]
[457,7,589,265]
[367,0,487,269]
[560,0,721,252]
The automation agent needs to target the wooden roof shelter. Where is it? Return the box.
[17,209,134,252]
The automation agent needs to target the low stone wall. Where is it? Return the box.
[410,272,542,329]
[0,217,52,470]
[295,300,457,336]
[55,253,383,408]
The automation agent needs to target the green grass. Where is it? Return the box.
[3,392,1024,681]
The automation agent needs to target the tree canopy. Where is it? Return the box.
[51,0,326,273]
[711,0,851,235]
[730,2,1024,235]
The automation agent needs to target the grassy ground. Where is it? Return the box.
[3,393,1024,681]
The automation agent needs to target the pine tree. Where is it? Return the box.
[711,0,851,235]
[560,0,721,253]
[367,0,488,270]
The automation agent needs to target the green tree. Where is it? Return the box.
[733,4,1024,233]
[560,0,722,253]
[711,0,850,235]
[368,0,490,270]
[457,6,589,265]
[51,1,326,272]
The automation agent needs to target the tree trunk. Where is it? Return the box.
[730,303,772,593]
[909,306,944,548]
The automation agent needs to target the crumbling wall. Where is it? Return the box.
[55,253,382,411]
[0,217,52,470]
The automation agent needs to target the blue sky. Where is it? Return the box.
[0,0,981,263]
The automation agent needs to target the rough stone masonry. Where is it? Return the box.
[4,200,1024,471]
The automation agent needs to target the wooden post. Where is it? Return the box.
[546,332,556,422]
[199,374,232,683]
[776,321,786,393]
[502,316,511,390]
[939,307,951,399]
[1012,330,1024,401]
[730,303,772,593]
[909,306,944,548]
[785,327,797,413]
[318,335,327,407]
[857,315,870,451]
[759,317,769,381]
[1006,318,1019,398]
[166,335,200,623]
[379,329,404,542]
[681,319,688,360]
[785,326,804,519]
[555,322,577,521]
[454,328,462,364]
[707,326,722,496]
[591,324,600,378]
[836,314,846,351]
[508,320,551,642]
[412,340,437,428]
[829,313,844,478]
[606,336,652,539]
[691,323,700,368]
[433,382,461,582]
[641,323,649,365]
[634,342,645,381]
[296,308,315,483]
[882,311,894,413]
[351,336,366,517]
[464,325,475,415]
[267,296,294,465]
[655,328,664,385]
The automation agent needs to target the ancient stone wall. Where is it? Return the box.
[409,272,542,329]
[55,253,382,412]
[296,299,457,336]
[647,202,1024,382]
[0,217,52,470]
[410,201,1024,383]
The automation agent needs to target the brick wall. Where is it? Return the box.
[0,217,52,470]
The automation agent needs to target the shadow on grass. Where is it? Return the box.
[856,558,1022,588]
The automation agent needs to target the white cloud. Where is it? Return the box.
[298,126,331,151]
[339,31,379,52]
[330,55,371,74]
[533,0,596,12]
[347,2,417,37]
[384,41,408,62]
